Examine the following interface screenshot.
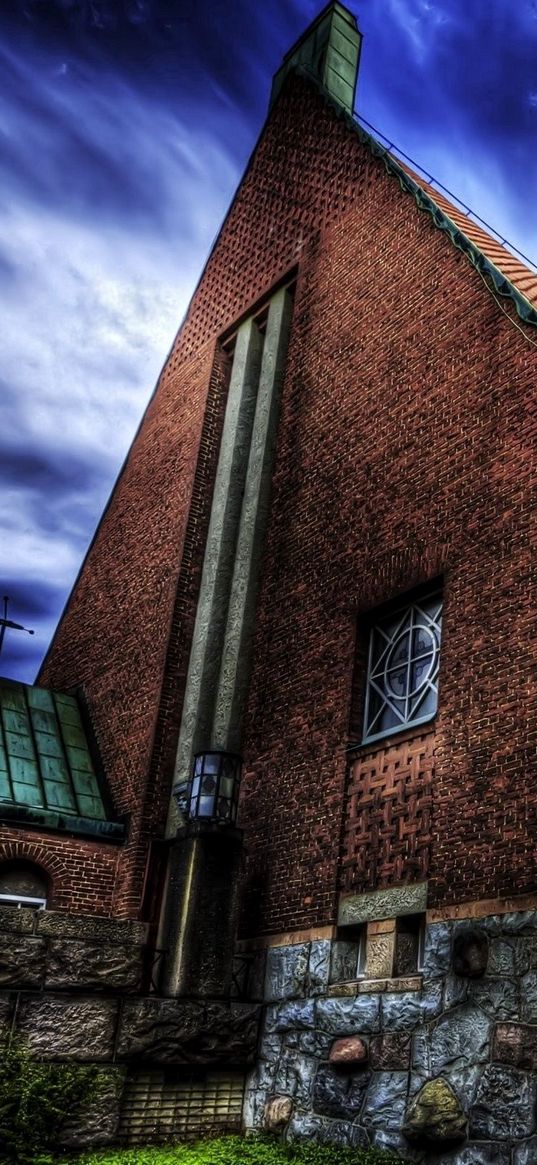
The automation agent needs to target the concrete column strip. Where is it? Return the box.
[167,318,264,833]
[211,287,293,752]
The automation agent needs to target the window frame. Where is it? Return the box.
[361,585,442,747]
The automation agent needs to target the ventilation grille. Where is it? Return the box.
[118,1070,245,1146]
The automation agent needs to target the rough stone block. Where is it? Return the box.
[329,1036,368,1065]
[453,1148,510,1165]
[453,927,489,977]
[35,911,147,946]
[421,922,452,976]
[0,905,35,934]
[265,944,309,1001]
[316,994,380,1035]
[370,1032,411,1071]
[0,995,13,1042]
[117,998,260,1065]
[362,1071,408,1132]
[273,1050,317,1104]
[493,1022,537,1071]
[488,939,516,977]
[521,971,537,1022]
[468,976,518,1019]
[309,940,331,994]
[59,1068,125,1149]
[264,1095,293,1130]
[429,1004,492,1075]
[265,999,315,1032]
[0,935,46,987]
[470,1065,537,1140]
[515,936,537,975]
[286,1113,333,1144]
[17,996,117,1060]
[46,939,142,991]
[381,981,442,1030]
[313,1063,370,1119]
[403,1077,467,1147]
[338,883,427,927]
[284,1028,333,1058]
[513,1138,537,1165]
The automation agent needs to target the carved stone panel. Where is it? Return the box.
[339,882,428,927]
[365,922,395,979]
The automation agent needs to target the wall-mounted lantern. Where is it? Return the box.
[173,751,242,826]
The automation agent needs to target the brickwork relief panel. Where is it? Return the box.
[340,732,434,896]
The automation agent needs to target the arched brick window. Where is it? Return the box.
[0,860,49,909]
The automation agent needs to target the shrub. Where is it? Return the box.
[76,1133,408,1165]
[0,1036,105,1164]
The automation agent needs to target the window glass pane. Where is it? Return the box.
[363,589,442,743]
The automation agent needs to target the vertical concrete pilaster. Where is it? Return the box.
[167,319,263,834]
[211,288,293,752]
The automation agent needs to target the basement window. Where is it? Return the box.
[362,586,442,744]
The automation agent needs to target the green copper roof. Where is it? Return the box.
[0,679,124,841]
[270,2,362,116]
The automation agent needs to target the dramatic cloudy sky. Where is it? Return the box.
[1,0,537,682]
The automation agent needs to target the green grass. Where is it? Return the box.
[75,1134,408,1165]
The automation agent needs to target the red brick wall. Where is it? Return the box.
[36,72,537,929]
[38,76,376,916]
[238,162,537,931]
[0,830,118,914]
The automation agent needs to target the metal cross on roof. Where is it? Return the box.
[0,595,34,660]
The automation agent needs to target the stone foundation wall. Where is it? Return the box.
[0,906,259,1149]
[244,911,537,1163]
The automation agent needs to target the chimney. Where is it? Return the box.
[270,2,362,116]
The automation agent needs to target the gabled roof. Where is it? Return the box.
[0,678,124,841]
[296,65,537,328]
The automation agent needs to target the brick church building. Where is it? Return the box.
[1,4,537,1158]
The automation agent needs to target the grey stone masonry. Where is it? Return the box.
[245,908,537,1163]
[0,907,147,991]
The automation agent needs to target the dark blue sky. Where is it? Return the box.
[1,0,537,681]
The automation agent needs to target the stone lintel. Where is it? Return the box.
[339,883,428,926]
[236,924,336,951]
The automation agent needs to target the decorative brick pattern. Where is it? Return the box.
[340,733,434,896]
